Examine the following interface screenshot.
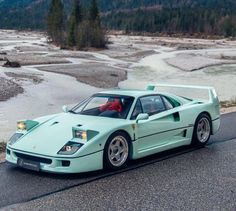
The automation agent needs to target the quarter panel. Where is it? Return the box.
[131,101,219,159]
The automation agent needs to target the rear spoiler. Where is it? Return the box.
[146,84,218,103]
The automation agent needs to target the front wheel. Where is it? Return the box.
[104,132,130,170]
[192,113,211,146]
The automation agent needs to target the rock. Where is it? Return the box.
[2,58,21,68]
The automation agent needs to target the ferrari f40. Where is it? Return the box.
[6,84,220,173]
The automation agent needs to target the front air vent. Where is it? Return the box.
[62,160,70,167]
[15,152,52,164]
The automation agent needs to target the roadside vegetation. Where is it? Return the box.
[0,142,6,153]
[47,0,106,50]
[221,99,236,108]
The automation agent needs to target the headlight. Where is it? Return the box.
[17,122,26,131]
[8,133,24,145]
[74,130,87,140]
[17,120,39,131]
[72,128,99,141]
[58,141,83,155]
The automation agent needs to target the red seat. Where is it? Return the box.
[100,99,122,113]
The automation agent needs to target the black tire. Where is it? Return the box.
[192,113,212,146]
[103,131,131,170]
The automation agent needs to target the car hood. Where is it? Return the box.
[11,113,126,156]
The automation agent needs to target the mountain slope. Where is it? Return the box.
[0,0,50,29]
[0,0,235,36]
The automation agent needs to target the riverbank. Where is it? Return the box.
[1,30,236,141]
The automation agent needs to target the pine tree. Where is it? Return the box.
[47,0,64,45]
[89,0,100,25]
[77,20,91,49]
[67,0,82,47]
[76,0,106,49]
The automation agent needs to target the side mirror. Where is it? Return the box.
[62,105,69,113]
[136,113,149,123]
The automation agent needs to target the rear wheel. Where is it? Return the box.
[192,113,211,146]
[104,132,130,170]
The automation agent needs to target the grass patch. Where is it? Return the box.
[221,98,236,108]
[0,142,6,153]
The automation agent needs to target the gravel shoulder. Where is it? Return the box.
[221,106,236,114]
[0,143,6,164]
[0,154,5,164]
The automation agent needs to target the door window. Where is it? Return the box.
[131,100,143,120]
[140,95,166,116]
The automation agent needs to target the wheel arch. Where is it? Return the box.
[200,111,212,119]
[103,129,133,169]
[195,111,213,134]
[111,129,132,141]
[106,129,133,156]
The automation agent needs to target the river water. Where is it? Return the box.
[1,31,236,141]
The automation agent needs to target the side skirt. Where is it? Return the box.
[131,138,192,160]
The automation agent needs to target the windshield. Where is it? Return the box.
[70,94,134,119]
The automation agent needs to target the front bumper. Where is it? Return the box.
[6,147,103,174]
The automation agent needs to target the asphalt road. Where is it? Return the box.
[0,112,236,210]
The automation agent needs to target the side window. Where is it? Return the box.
[162,96,174,110]
[162,96,181,109]
[140,95,166,116]
[131,100,143,120]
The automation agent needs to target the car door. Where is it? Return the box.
[132,95,188,159]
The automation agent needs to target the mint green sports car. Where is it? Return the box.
[6,84,220,173]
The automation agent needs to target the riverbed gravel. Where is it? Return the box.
[0,77,23,101]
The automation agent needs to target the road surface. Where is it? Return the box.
[0,112,235,210]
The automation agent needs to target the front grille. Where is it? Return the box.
[15,152,52,164]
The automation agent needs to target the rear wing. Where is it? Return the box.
[146,84,219,103]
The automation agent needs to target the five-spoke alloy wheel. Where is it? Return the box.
[104,132,130,170]
[192,113,212,146]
